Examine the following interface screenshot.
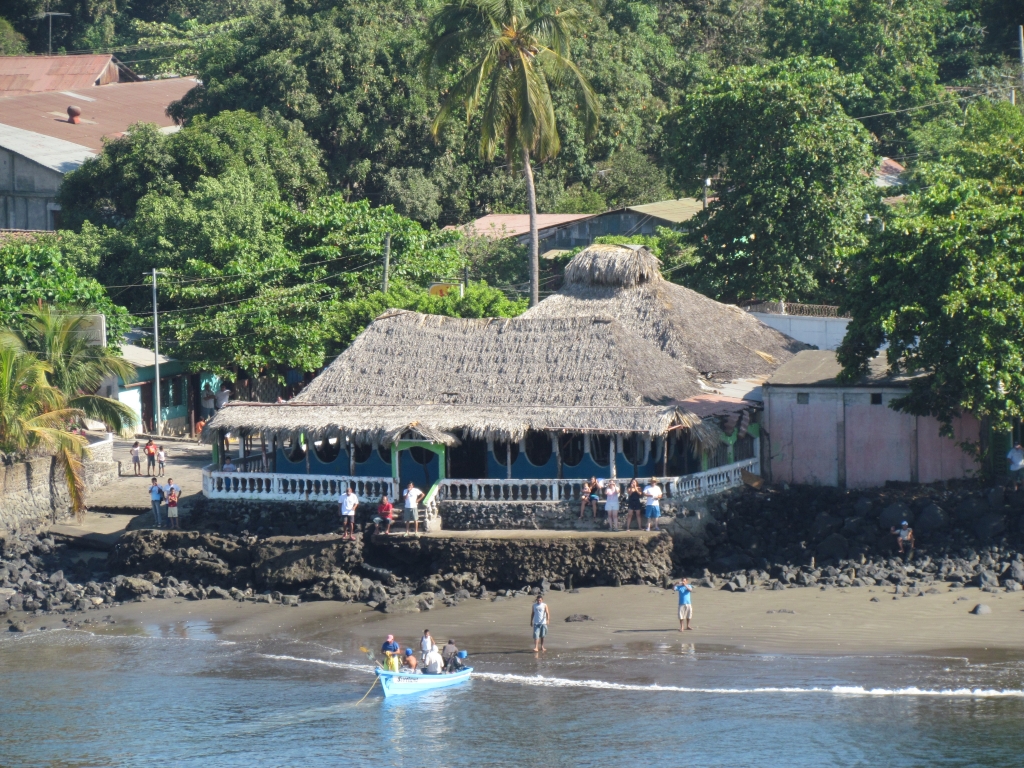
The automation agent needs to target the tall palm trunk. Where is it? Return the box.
[522,145,540,307]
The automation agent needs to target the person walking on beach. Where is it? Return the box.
[130,441,142,476]
[339,485,358,540]
[624,479,643,531]
[1008,443,1024,491]
[531,594,550,652]
[144,439,157,474]
[674,578,693,631]
[404,482,424,534]
[604,480,620,531]
[149,477,165,528]
[643,479,663,532]
[157,446,167,477]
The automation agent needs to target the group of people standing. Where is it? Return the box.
[340,481,426,540]
[579,478,664,532]
[148,477,182,528]
[130,439,167,477]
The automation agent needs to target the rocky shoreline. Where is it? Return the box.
[5,481,1024,630]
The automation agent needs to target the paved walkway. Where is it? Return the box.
[86,438,210,513]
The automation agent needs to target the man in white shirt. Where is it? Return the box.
[339,486,359,540]
[214,385,231,411]
[422,644,444,674]
[1008,443,1024,491]
[403,482,424,534]
[643,480,663,532]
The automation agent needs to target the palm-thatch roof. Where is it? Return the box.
[206,311,725,444]
[525,244,808,381]
[205,244,784,446]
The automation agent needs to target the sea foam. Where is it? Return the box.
[261,654,1024,698]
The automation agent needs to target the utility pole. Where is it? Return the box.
[37,12,70,56]
[1019,25,1024,92]
[382,233,391,294]
[151,269,162,436]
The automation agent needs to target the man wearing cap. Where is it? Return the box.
[890,521,915,555]
[381,634,401,671]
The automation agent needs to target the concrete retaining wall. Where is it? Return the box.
[0,440,118,535]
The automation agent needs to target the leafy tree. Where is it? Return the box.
[1,307,139,434]
[594,146,671,208]
[0,347,90,518]
[58,110,325,231]
[422,0,600,306]
[839,99,1024,433]
[0,16,27,54]
[663,57,875,303]
[332,280,527,348]
[0,238,131,344]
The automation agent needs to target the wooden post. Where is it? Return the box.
[553,433,562,480]
[662,435,668,477]
[260,432,267,471]
[349,439,356,476]
[506,440,512,480]
[304,432,311,475]
[610,435,616,481]
[391,443,400,501]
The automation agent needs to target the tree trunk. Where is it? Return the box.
[522,145,540,307]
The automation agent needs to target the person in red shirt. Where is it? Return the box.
[375,495,394,535]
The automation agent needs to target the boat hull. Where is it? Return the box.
[376,667,473,698]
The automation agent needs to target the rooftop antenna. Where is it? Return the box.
[35,12,71,56]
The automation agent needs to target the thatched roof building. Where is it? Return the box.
[524,244,807,381]
[206,245,800,449]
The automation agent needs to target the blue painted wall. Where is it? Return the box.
[400,451,438,488]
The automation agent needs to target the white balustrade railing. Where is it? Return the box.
[436,457,760,505]
[201,457,760,507]
[202,467,395,503]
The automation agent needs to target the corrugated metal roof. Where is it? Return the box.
[625,198,703,224]
[0,122,94,173]
[119,344,173,368]
[460,213,596,239]
[0,77,196,152]
[0,55,120,98]
[766,350,918,388]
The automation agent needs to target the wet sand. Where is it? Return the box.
[36,583,1024,658]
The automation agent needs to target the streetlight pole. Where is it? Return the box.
[151,269,163,436]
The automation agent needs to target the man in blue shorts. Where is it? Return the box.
[674,578,693,631]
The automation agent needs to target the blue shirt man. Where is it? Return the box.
[148,478,164,528]
[381,636,399,654]
[674,580,693,631]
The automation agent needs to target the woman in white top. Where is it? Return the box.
[130,441,141,476]
[604,482,620,531]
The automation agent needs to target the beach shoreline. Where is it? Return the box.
[23,582,1024,661]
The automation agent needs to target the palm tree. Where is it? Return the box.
[423,0,599,306]
[0,306,138,433]
[0,347,90,518]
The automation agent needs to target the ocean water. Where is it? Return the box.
[2,625,1024,767]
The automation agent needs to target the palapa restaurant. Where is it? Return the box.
[202,245,806,518]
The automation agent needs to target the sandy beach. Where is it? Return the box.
[33,582,1024,659]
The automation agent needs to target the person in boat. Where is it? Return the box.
[402,648,418,672]
[441,638,459,665]
[381,634,402,672]
[422,644,445,675]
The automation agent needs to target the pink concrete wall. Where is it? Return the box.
[767,391,838,486]
[844,394,915,488]
[917,414,980,483]
[765,388,979,488]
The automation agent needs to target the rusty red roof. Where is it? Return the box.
[0,77,197,152]
[0,55,128,98]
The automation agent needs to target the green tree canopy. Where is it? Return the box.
[664,57,876,303]
[0,238,131,344]
[839,100,1024,433]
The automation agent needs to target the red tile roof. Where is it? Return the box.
[0,78,197,152]
[0,55,125,98]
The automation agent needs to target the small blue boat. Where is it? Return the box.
[376,666,473,698]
